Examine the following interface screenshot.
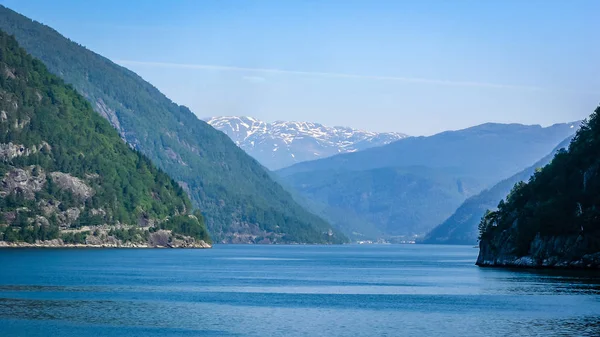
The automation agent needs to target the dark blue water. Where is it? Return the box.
[0,245,599,336]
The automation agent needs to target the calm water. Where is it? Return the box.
[0,245,599,336]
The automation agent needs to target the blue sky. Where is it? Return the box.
[2,0,599,135]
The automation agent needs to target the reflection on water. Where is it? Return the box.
[476,268,600,295]
[0,245,599,337]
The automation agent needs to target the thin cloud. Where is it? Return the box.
[114,59,546,91]
[242,75,267,83]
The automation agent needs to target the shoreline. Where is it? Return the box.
[476,261,600,270]
[0,241,212,249]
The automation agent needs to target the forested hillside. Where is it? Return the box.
[0,5,345,244]
[0,31,210,247]
[477,107,600,268]
[282,166,482,240]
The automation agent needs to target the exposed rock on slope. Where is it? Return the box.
[0,30,210,248]
[477,232,600,268]
[0,166,46,199]
[48,172,95,201]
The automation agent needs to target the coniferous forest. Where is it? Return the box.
[479,107,600,257]
[0,30,210,245]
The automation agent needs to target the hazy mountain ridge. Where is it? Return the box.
[422,135,575,245]
[278,122,579,185]
[282,166,483,241]
[207,116,407,170]
[277,122,580,241]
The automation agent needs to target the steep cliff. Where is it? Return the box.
[477,232,600,268]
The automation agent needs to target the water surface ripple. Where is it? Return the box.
[1,245,599,336]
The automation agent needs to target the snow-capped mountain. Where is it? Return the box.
[206,116,408,170]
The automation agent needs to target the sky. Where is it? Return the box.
[1,0,599,135]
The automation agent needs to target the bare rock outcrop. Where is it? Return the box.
[54,207,82,228]
[85,234,120,246]
[95,98,123,136]
[0,142,51,161]
[65,207,81,222]
[38,199,60,217]
[3,66,16,79]
[477,230,600,269]
[164,147,187,166]
[13,117,30,129]
[149,230,171,247]
[0,142,31,161]
[90,208,106,217]
[138,214,155,228]
[34,215,50,227]
[0,166,46,199]
[149,229,211,248]
[49,172,95,200]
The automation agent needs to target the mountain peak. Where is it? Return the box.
[206,116,408,170]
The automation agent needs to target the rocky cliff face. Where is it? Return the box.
[0,164,211,248]
[477,230,600,268]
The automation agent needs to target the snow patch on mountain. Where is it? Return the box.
[206,116,408,170]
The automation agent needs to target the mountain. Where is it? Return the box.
[282,166,482,241]
[0,31,210,247]
[278,122,579,185]
[206,116,407,170]
[0,5,345,244]
[277,122,579,241]
[477,107,600,269]
[422,135,574,245]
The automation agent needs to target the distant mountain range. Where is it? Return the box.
[207,116,408,170]
[421,135,575,245]
[277,122,580,241]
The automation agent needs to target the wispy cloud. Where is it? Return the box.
[114,59,546,91]
[242,75,267,83]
